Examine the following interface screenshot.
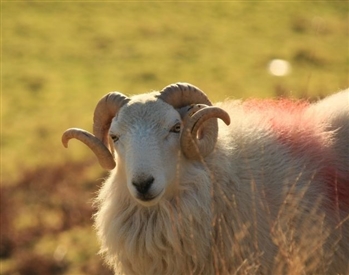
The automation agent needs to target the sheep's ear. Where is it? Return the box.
[107,136,116,158]
[177,104,207,140]
[177,104,206,120]
[179,104,230,160]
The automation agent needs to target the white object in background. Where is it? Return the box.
[268,59,291,76]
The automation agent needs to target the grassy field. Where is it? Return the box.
[1,1,348,275]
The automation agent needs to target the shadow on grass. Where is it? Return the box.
[1,161,113,275]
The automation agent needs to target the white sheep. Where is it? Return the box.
[62,83,349,275]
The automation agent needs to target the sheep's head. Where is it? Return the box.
[62,83,230,206]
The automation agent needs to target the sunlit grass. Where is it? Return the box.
[2,2,348,182]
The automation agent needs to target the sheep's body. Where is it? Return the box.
[94,89,349,275]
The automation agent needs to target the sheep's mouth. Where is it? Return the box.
[136,190,164,205]
[137,193,157,201]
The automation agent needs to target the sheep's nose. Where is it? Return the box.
[132,176,154,195]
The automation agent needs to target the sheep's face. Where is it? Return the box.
[109,95,182,206]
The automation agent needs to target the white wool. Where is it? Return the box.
[95,162,214,275]
[94,90,349,275]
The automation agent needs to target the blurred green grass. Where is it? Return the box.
[2,1,348,182]
[1,2,348,274]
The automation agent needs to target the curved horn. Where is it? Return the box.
[157,82,212,108]
[158,82,230,159]
[62,128,116,170]
[93,92,130,148]
[181,107,230,159]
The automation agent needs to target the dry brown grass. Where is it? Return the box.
[1,159,348,274]
[0,161,113,275]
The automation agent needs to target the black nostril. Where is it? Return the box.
[132,176,154,195]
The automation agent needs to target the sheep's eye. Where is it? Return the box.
[110,134,120,142]
[170,122,181,133]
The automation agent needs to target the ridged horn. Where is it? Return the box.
[62,128,116,170]
[181,107,230,159]
[157,82,212,108]
[93,92,130,148]
[62,92,129,170]
[158,82,230,159]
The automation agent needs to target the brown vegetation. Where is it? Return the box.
[1,161,113,275]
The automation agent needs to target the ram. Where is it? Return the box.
[62,83,349,275]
